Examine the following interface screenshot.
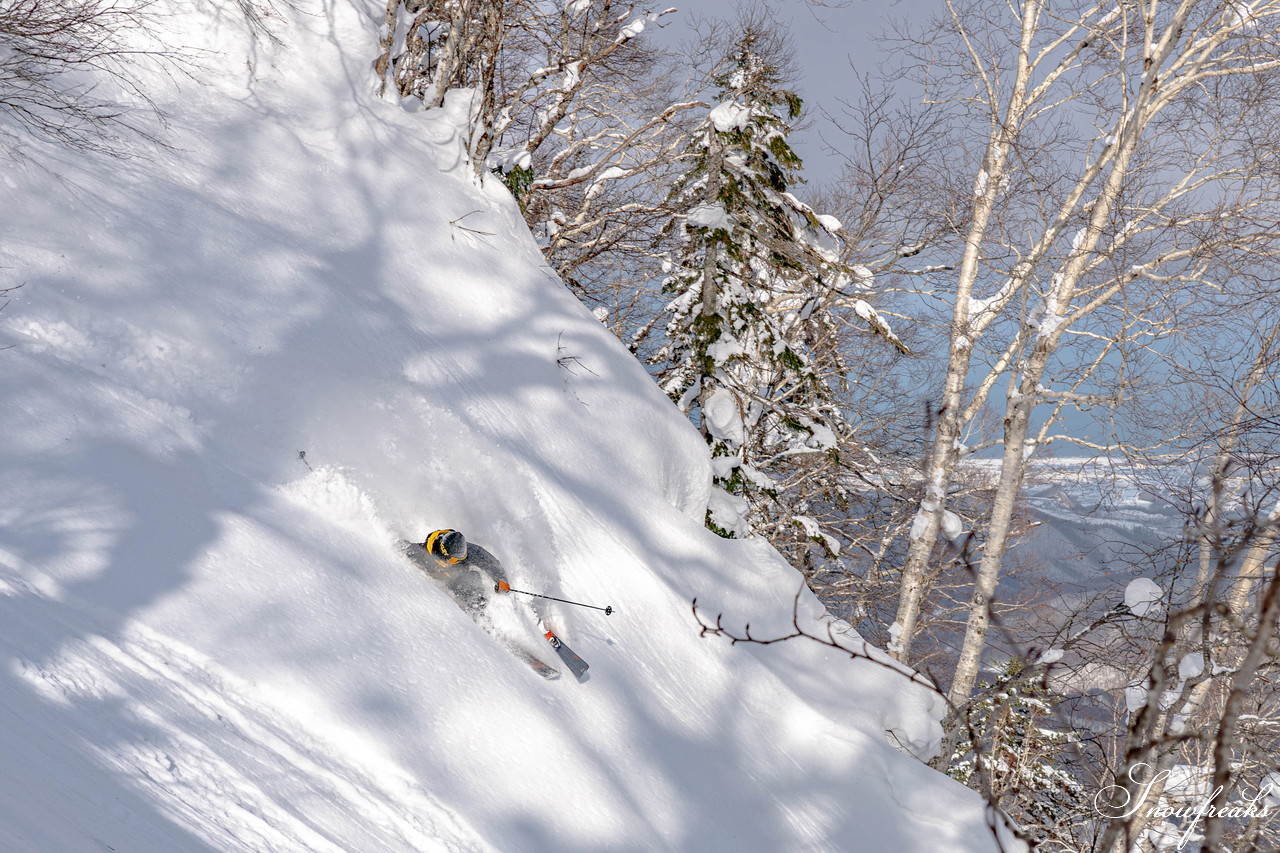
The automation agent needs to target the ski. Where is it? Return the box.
[509,645,561,681]
[543,629,589,681]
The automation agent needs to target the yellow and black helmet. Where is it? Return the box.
[425,529,468,563]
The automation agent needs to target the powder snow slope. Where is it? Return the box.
[0,2,1016,851]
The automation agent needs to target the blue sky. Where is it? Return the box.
[653,1,908,182]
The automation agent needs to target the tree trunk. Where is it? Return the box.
[889,0,1042,663]
[695,133,726,440]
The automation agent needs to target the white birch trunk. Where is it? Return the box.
[889,0,1042,661]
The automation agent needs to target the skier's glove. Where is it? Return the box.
[494,580,511,593]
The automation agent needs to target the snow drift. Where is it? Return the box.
[0,2,1013,850]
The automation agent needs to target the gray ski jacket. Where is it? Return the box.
[399,539,511,614]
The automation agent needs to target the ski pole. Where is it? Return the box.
[495,582,614,615]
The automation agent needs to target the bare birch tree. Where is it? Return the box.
[884,1,1280,714]
[375,0,703,318]
[1083,310,1280,852]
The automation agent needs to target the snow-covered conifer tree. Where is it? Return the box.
[652,23,903,557]
[948,658,1087,849]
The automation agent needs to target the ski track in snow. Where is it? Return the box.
[0,565,488,853]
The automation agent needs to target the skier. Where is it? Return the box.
[399,528,593,680]
[399,528,514,616]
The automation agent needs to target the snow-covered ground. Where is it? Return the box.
[954,458,1189,588]
[0,2,1013,850]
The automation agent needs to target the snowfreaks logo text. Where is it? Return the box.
[1092,763,1274,850]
